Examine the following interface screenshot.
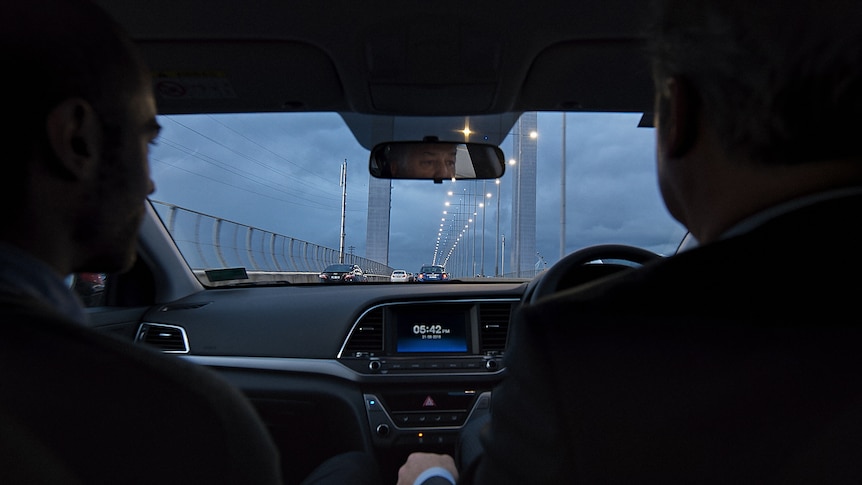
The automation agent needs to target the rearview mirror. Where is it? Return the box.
[369,140,505,182]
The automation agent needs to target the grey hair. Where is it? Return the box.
[647,0,862,165]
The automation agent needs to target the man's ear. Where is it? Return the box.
[658,76,698,158]
[44,98,102,180]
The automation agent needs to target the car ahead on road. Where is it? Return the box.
[416,265,449,283]
[390,269,412,283]
[319,264,367,283]
[69,0,696,483]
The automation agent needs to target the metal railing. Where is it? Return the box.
[151,201,392,277]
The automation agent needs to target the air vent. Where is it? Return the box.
[478,302,512,354]
[135,323,189,353]
[341,307,384,356]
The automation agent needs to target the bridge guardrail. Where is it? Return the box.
[152,200,392,277]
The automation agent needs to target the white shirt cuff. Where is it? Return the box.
[413,466,456,485]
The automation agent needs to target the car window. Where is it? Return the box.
[324,265,354,272]
[140,111,684,288]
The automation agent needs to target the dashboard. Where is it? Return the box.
[130,282,526,484]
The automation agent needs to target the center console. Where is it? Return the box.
[336,299,514,451]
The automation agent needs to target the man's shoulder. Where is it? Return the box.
[523,200,862,326]
[0,296,282,483]
[0,293,235,397]
[0,293,79,330]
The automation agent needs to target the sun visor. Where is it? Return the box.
[138,41,345,114]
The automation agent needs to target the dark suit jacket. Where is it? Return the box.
[463,192,862,484]
[0,294,283,484]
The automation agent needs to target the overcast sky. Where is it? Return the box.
[149,112,686,275]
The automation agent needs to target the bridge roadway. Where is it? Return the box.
[193,271,518,286]
[194,270,391,286]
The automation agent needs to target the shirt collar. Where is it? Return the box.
[720,185,862,240]
[0,242,87,325]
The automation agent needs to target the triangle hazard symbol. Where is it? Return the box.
[422,396,437,407]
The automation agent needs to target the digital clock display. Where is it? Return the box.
[394,307,469,353]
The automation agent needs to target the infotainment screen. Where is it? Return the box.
[394,306,469,353]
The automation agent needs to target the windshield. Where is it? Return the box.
[149,112,686,285]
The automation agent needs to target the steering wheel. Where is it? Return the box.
[527,244,661,304]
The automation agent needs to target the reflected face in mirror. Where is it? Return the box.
[369,140,505,180]
[389,143,457,179]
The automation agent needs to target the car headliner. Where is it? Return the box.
[94,0,654,148]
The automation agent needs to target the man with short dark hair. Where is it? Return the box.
[399,0,862,483]
[0,1,379,483]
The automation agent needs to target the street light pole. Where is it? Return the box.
[481,181,488,277]
[338,159,347,263]
[560,112,567,260]
[494,178,501,277]
[471,194,476,277]
[463,189,469,277]
[501,234,505,277]
[513,118,522,277]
